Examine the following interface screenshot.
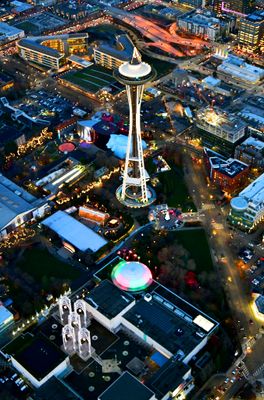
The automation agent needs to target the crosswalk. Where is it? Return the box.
[253,363,264,378]
[240,361,250,378]
[241,361,264,379]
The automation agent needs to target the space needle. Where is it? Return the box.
[114,47,156,208]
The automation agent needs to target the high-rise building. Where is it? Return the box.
[114,48,156,208]
[238,10,264,52]
[221,0,255,15]
[177,0,204,8]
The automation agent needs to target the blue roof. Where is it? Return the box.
[150,351,167,367]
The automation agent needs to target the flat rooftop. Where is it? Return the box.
[147,358,189,399]
[0,304,13,326]
[3,333,67,381]
[96,34,134,62]
[239,173,264,205]
[0,22,24,37]
[35,377,79,400]
[197,107,246,133]
[238,136,264,151]
[0,173,39,230]
[99,372,155,400]
[18,38,63,58]
[123,284,218,356]
[204,147,248,178]
[246,10,264,22]
[180,10,221,27]
[85,280,134,319]
[18,33,88,58]
[217,56,264,82]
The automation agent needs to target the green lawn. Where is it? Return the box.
[145,157,157,175]
[171,228,213,272]
[63,65,117,93]
[17,248,79,281]
[158,164,196,212]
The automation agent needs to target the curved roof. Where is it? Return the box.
[230,196,248,211]
[119,62,151,79]
[112,261,152,292]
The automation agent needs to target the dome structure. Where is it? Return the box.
[230,196,248,211]
[111,260,152,292]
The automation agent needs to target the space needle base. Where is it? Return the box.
[116,185,156,208]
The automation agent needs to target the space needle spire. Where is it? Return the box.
[114,47,156,208]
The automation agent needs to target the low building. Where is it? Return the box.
[195,107,246,156]
[0,304,14,333]
[229,173,264,231]
[77,118,100,143]
[255,295,264,317]
[0,124,26,150]
[55,117,77,137]
[201,76,236,97]
[3,333,70,388]
[238,96,264,131]
[217,55,264,84]
[0,72,14,92]
[10,1,33,14]
[35,158,86,195]
[0,22,24,44]
[94,34,134,70]
[17,33,89,70]
[178,9,228,41]
[85,276,218,399]
[204,147,249,194]
[235,136,264,169]
[42,210,108,253]
[51,3,99,20]
[79,206,110,225]
[0,174,49,240]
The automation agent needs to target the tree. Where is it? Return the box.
[22,300,34,316]
[4,140,18,155]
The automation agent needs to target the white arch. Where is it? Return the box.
[77,327,91,360]
[74,299,87,327]
[68,311,81,330]
[59,295,71,324]
[62,324,76,353]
